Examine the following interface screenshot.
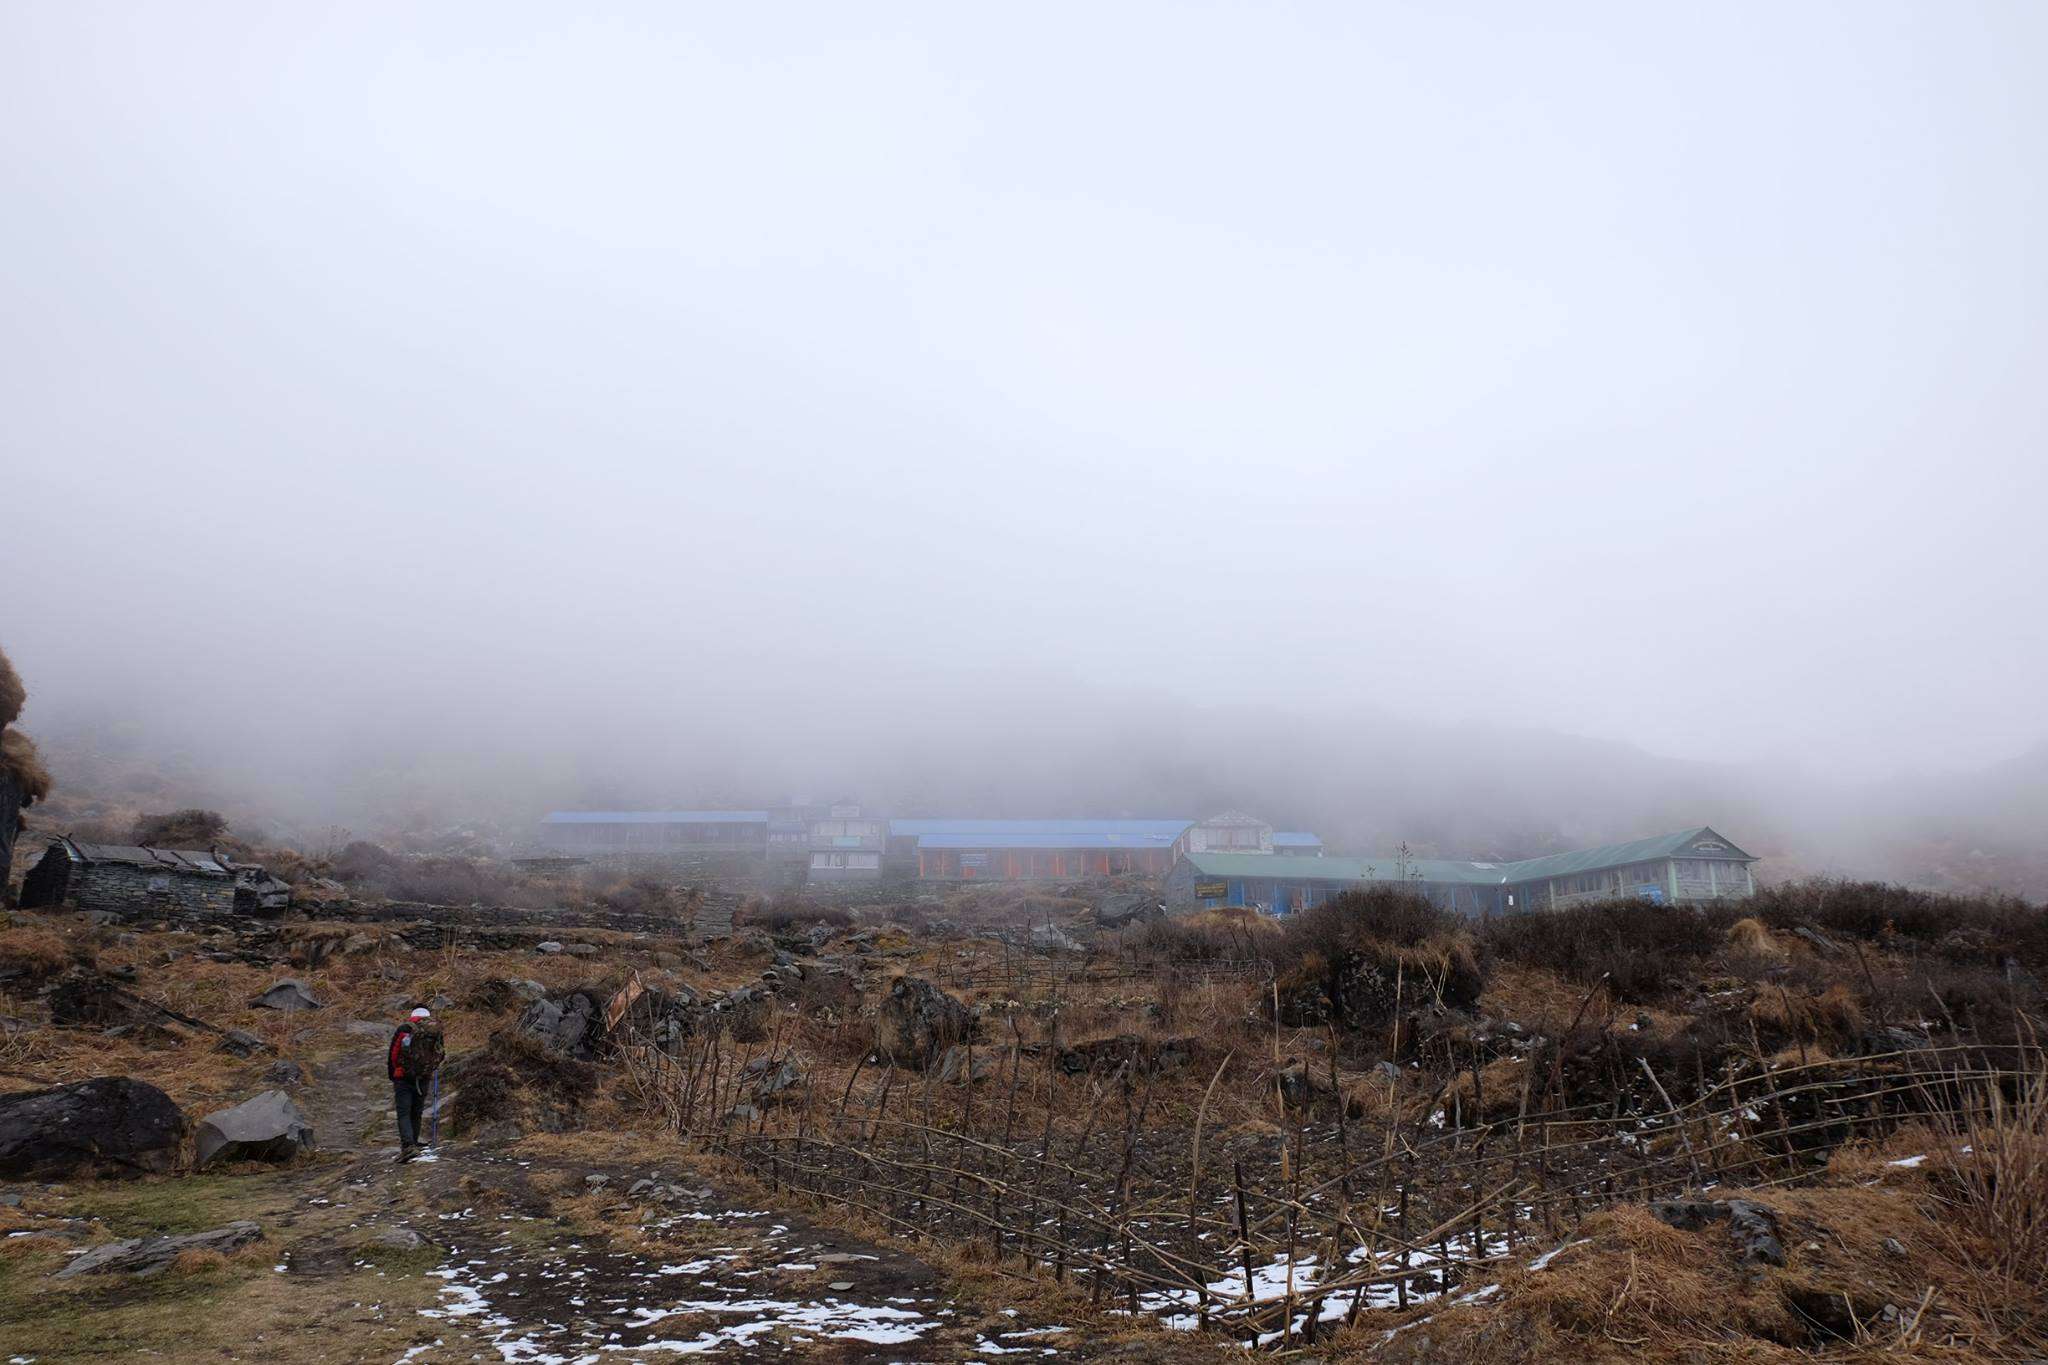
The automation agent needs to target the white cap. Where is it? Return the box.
[409,1007,432,1021]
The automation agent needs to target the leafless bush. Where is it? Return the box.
[739,896,853,932]
[129,808,229,848]
[1482,899,1726,1003]
[0,731,51,803]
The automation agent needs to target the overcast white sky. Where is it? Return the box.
[4,2,2044,786]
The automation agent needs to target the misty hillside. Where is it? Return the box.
[18,695,2047,901]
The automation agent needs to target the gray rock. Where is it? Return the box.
[563,944,599,958]
[195,1091,315,1167]
[744,1055,808,1105]
[829,1280,855,1291]
[0,1077,188,1179]
[56,1221,263,1279]
[872,977,973,1069]
[1650,1198,1785,1267]
[262,1060,306,1088]
[535,941,565,955]
[249,979,322,1012]
[344,1020,392,1039]
[364,1226,427,1251]
[215,1028,273,1058]
[627,1178,654,1196]
[507,979,548,1003]
[936,1045,996,1086]
[585,1173,609,1189]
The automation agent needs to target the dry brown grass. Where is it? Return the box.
[0,925,72,983]
[1933,1063,2048,1341]
[1726,915,1783,959]
[0,729,52,803]
[1749,982,1865,1047]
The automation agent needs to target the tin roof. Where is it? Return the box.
[1182,852,1510,884]
[1183,827,1754,888]
[540,811,770,825]
[917,830,1185,851]
[891,818,1193,838]
[1497,827,1753,881]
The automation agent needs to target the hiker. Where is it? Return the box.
[388,1006,444,1162]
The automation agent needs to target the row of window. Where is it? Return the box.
[810,851,880,870]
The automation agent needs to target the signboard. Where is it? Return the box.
[1193,881,1228,899]
[960,853,990,871]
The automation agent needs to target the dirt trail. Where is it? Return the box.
[276,1021,1188,1361]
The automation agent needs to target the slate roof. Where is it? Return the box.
[59,842,236,877]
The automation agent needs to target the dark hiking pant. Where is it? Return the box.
[394,1079,425,1148]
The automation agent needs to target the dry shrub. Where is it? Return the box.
[1752,878,2048,975]
[1432,1054,1531,1124]
[738,896,852,932]
[447,1030,599,1135]
[1482,900,1726,1004]
[1276,932,1483,1031]
[0,646,24,728]
[1934,1063,2048,1326]
[0,926,72,985]
[1283,887,1455,960]
[129,808,229,848]
[0,730,52,803]
[1749,983,1863,1048]
[1725,915,1782,959]
[1137,906,1284,961]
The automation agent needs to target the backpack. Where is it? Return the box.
[407,1021,445,1083]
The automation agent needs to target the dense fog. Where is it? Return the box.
[5,4,2044,890]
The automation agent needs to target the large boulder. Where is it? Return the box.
[872,977,974,1069]
[249,979,322,1012]
[56,1221,263,1279]
[194,1090,314,1167]
[0,1077,188,1178]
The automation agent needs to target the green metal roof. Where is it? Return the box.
[1181,827,1754,889]
[1180,853,1513,885]
[1497,827,1753,882]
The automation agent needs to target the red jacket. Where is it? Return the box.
[388,1024,415,1081]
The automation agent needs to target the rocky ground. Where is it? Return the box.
[0,909,1226,1363]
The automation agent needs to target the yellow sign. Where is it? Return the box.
[1194,881,1228,899]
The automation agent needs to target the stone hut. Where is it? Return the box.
[19,839,287,917]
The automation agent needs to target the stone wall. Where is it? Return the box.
[71,863,238,918]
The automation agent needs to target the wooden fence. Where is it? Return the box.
[617,1029,2039,1347]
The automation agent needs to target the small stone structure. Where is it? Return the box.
[17,838,286,917]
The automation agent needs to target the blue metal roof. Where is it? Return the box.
[918,830,1184,850]
[891,818,1192,838]
[541,811,770,825]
